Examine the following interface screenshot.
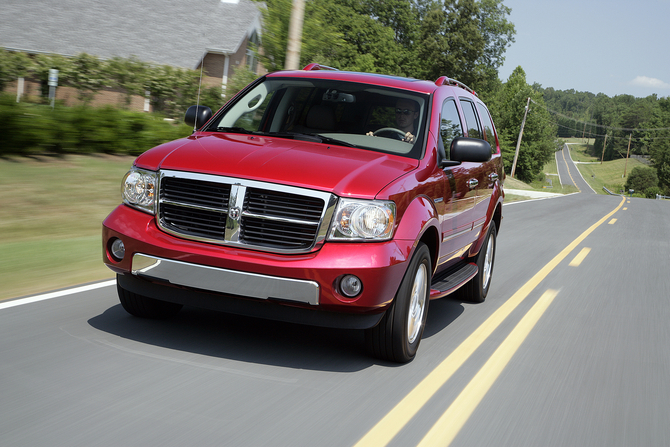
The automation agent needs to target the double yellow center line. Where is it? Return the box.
[354,196,625,447]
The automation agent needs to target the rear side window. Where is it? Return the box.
[459,99,481,139]
[476,102,497,152]
[440,99,463,157]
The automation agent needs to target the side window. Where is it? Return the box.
[459,99,482,139]
[440,98,463,157]
[476,102,497,152]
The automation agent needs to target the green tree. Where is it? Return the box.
[255,0,345,72]
[255,0,515,88]
[492,66,556,181]
[413,0,487,85]
[650,138,670,195]
[144,64,202,118]
[67,53,105,105]
[477,0,515,72]
[0,49,36,92]
[624,166,659,197]
[106,56,149,108]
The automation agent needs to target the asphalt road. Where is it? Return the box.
[2,173,669,446]
[558,143,596,193]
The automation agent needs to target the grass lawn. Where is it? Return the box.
[0,154,135,300]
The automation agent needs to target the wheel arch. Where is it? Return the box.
[392,195,440,276]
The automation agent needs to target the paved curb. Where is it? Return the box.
[505,188,564,198]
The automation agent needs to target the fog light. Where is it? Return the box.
[340,274,362,298]
[110,238,125,261]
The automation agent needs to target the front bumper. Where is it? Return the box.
[131,253,320,305]
[103,204,415,324]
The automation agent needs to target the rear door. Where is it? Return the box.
[474,101,501,228]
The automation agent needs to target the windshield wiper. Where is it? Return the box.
[310,134,357,148]
[262,132,356,148]
[213,126,257,134]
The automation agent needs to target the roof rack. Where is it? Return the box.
[303,63,339,71]
[435,76,477,97]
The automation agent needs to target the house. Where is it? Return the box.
[0,0,265,109]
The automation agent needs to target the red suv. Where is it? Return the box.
[102,64,504,362]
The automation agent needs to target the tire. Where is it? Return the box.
[459,221,497,303]
[117,281,183,319]
[366,242,431,363]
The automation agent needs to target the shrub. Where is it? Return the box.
[0,94,192,156]
[644,186,662,198]
[624,166,658,194]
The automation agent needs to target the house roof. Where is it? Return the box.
[0,0,262,69]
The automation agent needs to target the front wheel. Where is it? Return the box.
[117,281,182,319]
[365,242,431,363]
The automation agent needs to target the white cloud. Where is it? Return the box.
[631,76,670,89]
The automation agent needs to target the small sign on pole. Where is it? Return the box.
[48,69,59,87]
[48,69,59,109]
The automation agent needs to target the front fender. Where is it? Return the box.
[393,196,440,267]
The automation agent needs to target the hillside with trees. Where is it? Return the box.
[537,86,670,194]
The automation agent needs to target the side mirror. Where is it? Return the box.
[185,105,213,129]
[450,137,491,163]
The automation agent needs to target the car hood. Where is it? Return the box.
[134,133,418,198]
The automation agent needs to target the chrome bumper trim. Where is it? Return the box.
[131,254,319,305]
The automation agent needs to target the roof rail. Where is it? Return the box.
[303,63,339,71]
[435,76,477,97]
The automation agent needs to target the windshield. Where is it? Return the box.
[207,77,430,159]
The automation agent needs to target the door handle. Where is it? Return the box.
[467,179,478,189]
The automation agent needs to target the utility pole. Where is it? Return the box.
[623,133,632,177]
[284,0,305,70]
[600,133,608,164]
[510,97,531,179]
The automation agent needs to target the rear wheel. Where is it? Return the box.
[117,281,182,319]
[459,221,497,303]
[366,243,431,363]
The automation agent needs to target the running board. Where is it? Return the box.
[430,262,478,299]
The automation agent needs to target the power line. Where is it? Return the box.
[529,98,670,132]
[529,110,670,140]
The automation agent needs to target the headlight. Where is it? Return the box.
[122,168,157,214]
[328,199,395,240]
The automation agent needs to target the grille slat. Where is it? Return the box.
[242,217,317,247]
[158,174,329,252]
[162,177,230,209]
[161,203,227,240]
[245,189,324,221]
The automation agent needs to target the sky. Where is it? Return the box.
[497,0,670,98]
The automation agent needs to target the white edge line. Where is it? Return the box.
[0,280,116,310]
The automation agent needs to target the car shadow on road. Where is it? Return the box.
[423,297,465,338]
[89,297,466,372]
[89,304,375,372]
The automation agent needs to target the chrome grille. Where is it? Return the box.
[157,171,336,253]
